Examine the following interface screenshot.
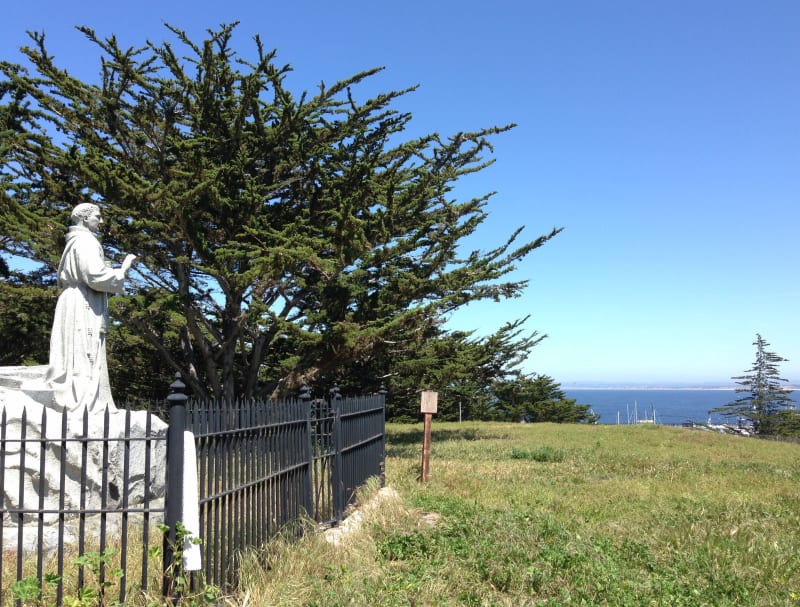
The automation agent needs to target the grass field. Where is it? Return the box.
[240,421,800,606]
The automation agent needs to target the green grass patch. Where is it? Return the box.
[237,422,800,606]
[510,445,567,462]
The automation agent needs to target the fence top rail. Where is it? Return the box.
[339,405,386,419]
[190,418,308,438]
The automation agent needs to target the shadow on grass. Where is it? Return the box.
[385,427,501,457]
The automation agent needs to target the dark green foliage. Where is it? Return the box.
[381,318,545,421]
[491,373,599,423]
[377,321,595,424]
[106,296,184,401]
[0,23,559,401]
[0,273,56,365]
[710,333,797,436]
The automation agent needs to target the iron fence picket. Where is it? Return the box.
[36,406,47,591]
[56,408,68,607]
[77,407,88,591]
[119,407,130,605]
[0,408,5,596]
[99,408,109,594]
[140,400,156,596]
[16,407,26,588]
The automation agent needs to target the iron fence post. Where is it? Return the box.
[163,373,187,599]
[331,386,344,522]
[379,383,388,488]
[300,383,315,519]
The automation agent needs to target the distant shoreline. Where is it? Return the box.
[562,386,800,425]
[565,385,800,391]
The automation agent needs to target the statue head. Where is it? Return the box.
[70,203,103,232]
[70,203,100,224]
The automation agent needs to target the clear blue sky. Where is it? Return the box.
[3,0,798,386]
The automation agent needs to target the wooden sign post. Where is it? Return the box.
[420,390,438,482]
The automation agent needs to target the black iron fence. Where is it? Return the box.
[0,402,166,606]
[0,379,386,604]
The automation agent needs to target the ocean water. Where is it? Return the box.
[562,389,800,425]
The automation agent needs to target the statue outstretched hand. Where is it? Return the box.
[121,254,137,275]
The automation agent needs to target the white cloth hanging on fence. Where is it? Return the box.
[182,430,202,571]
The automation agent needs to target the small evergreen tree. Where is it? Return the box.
[710,334,796,435]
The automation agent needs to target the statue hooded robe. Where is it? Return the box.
[44,222,127,411]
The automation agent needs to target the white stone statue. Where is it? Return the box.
[7,203,137,411]
[40,202,136,412]
[0,204,166,542]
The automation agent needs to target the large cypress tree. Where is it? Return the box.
[710,334,796,435]
[0,23,559,400]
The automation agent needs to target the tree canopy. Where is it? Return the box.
[0,23,590,422]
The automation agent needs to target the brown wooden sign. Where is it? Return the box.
[420,390,438,482]
[420,390,438,414]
